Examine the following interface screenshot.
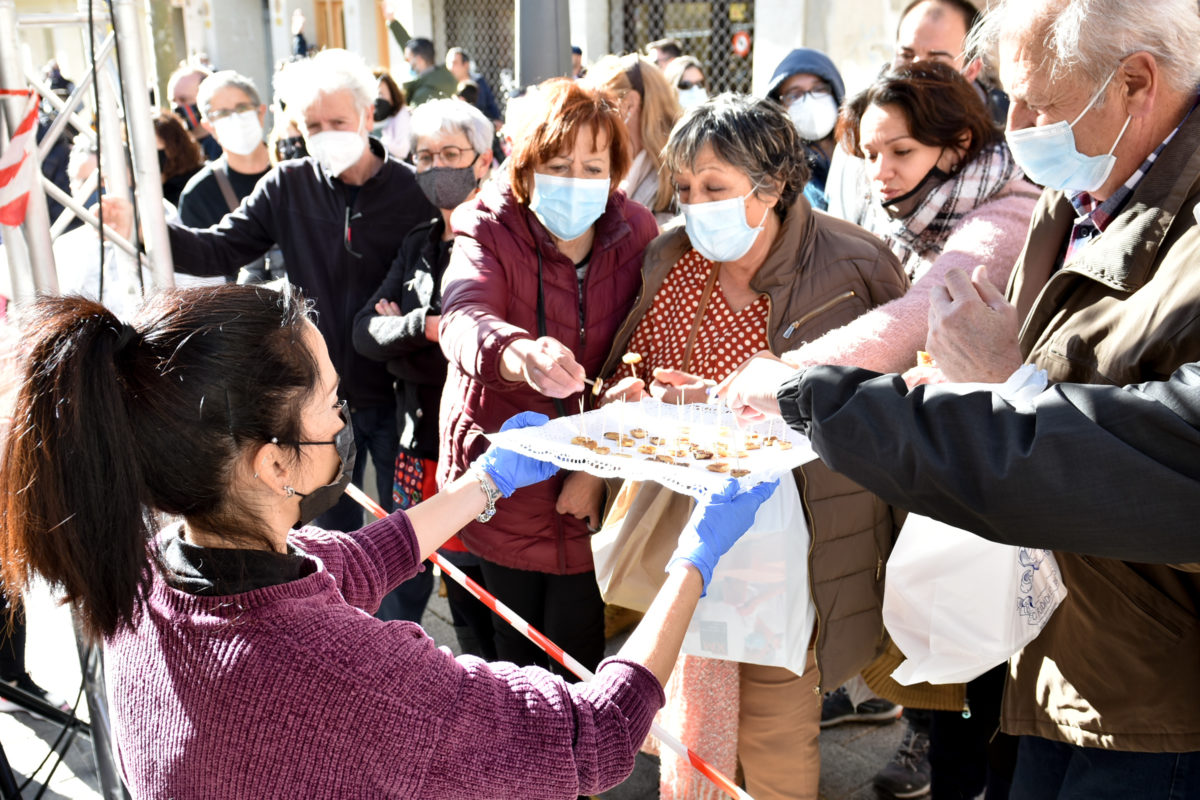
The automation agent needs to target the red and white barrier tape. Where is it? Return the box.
[345,482,753,800]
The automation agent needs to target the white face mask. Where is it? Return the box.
[788,93,839,141]
[213,110,263,157]
[307,124,366,177]
[677,86,708,109]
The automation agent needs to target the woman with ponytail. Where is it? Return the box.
[0,283,768,799]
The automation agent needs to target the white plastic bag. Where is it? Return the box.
[884,514,1067,685]
[681,478,816,676]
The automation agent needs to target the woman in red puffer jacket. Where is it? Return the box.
[438,78,658,675]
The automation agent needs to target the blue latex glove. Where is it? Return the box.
[667,478,780,595]
[477,411,560,497]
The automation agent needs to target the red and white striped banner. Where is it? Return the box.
[0,89,39,227]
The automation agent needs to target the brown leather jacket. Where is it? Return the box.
[600,197,909,689]
[999,105,1200,752]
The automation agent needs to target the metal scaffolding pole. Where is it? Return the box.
[110,0,173,290]
[43,176,145,263]
[34,31,113,161]
[0,4,161,795]
[1,225,36,303]
[97,65,132,212]
[73,615,129,800]
[24,68,99,152]
[48,170,96,237]
[0,113,31,301]
[0,0,59,297]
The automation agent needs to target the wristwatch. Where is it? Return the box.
[471,466,502,523]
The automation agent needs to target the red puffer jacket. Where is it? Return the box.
[438,179,658,574]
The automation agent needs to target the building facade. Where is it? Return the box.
[14,0,915,130]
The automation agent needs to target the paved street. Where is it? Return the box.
[1,581,100,800]
[5,575,905,800]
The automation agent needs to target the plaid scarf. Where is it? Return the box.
[863,143,1023,279]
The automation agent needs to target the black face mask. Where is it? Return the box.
[174,103,202,132]
[277,135,307,162]
[881,163,954,219]
[279,405,357,527]
[415,158,480,210]
[373,97,395,123]
[157,149,168,174]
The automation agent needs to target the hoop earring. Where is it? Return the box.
[284,486,296,498]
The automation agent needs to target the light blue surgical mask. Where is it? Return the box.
[1005,68,1131,193]
[529,172,611,241]
[681,189,770,263]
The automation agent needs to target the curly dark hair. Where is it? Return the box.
[154,111,205,180]
[663,92,809,219]
[836,61,1002,174]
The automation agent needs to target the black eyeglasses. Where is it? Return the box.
[678,79,706,90]
[779,86,833,106]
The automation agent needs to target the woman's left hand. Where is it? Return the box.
[649,368,714,405]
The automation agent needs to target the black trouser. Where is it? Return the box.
[477,559,605,680]
[0,594,22,680]
[443,563,497,661]
[1009,735,1200,799]
[929,664,1018,800]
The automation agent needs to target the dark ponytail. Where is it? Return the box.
[0,285,319,641]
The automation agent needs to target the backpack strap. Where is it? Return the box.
[210,157,240,213]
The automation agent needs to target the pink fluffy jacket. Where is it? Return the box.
[788,178,1040,373]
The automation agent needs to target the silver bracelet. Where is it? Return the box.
[471,466,501,523]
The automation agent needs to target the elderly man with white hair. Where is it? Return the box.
[152,49,435,531]
[889,0,1200,795]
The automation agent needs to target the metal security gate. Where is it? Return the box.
[612,0,754,95]
[444,0,515,110]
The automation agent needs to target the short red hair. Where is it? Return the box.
[508,78,631,205]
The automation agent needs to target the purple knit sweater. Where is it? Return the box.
[106,514,665,799]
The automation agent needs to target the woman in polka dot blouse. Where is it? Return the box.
[588,94,910,800]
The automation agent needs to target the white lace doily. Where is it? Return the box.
[485,398,819,498]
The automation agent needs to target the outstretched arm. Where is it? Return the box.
[778,363,1200,562]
